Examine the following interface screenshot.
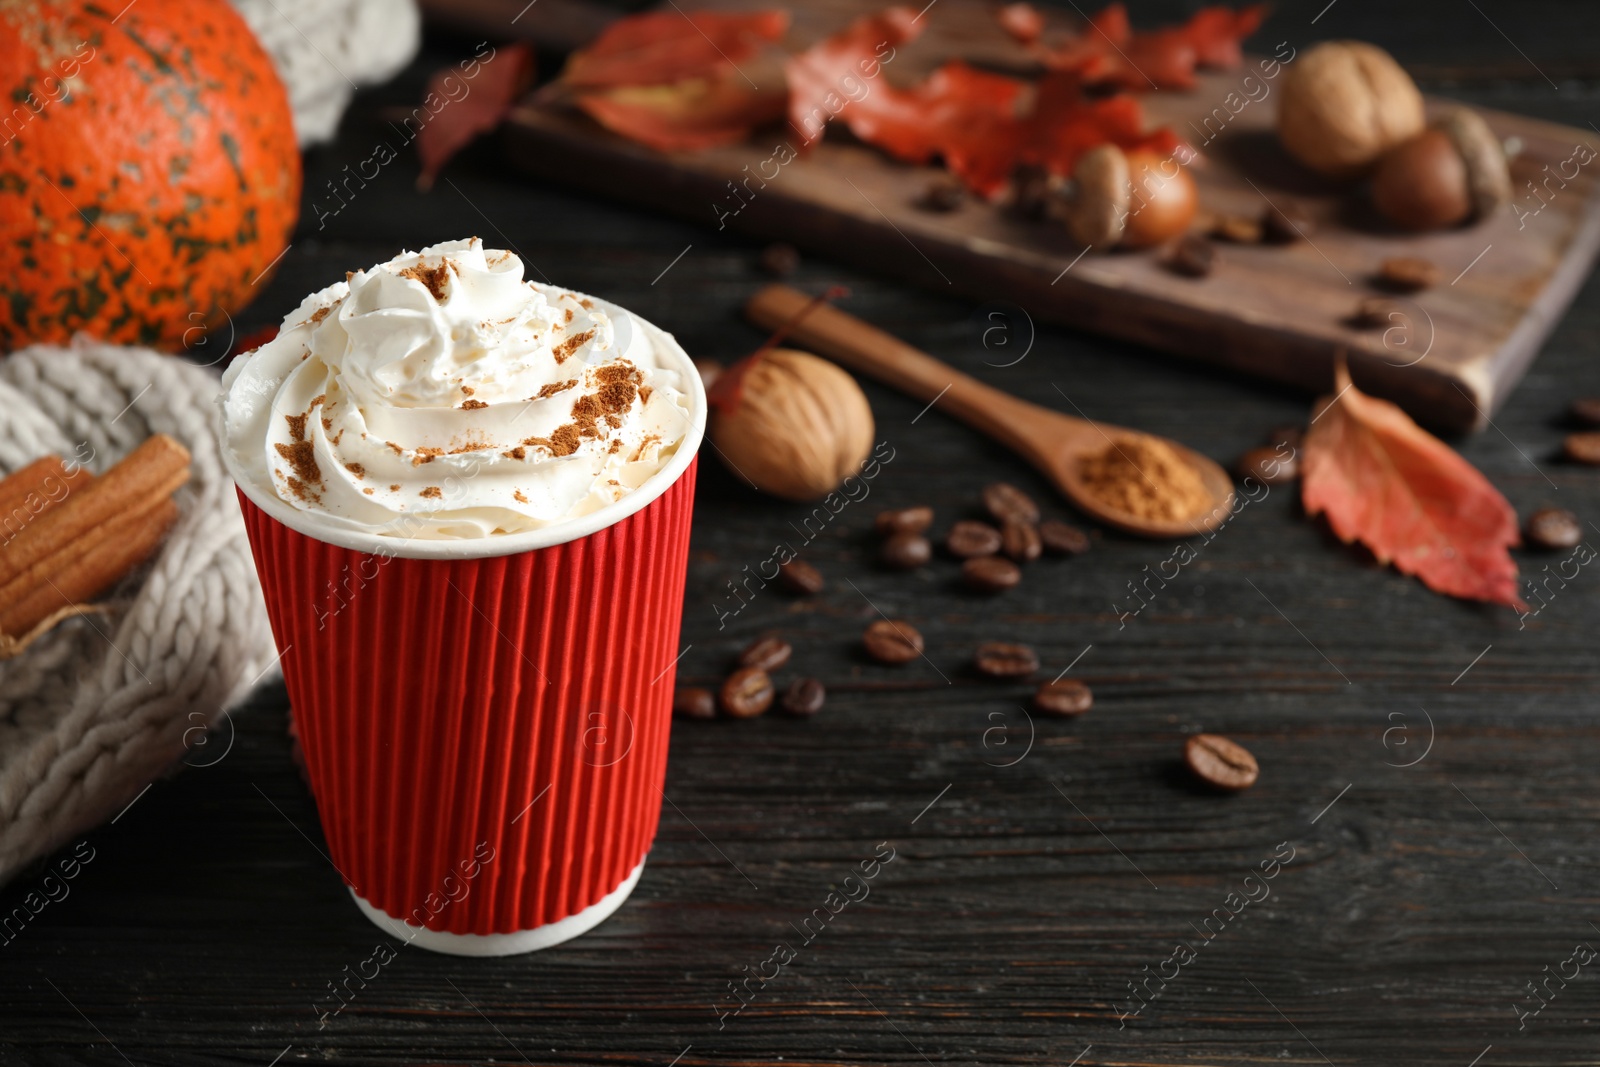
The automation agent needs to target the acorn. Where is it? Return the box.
[1053,145,1197,249]
[1371,107,1511,231]
[1055,144,1129,247]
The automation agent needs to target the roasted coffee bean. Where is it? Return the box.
[1377,255,1441,292]
[720,668,774,718]
[1525,507,1582,551]
[1266,424,1304,449]
[982,482,1040,525]
[1236,445,1298,486]
[973,640,1039,678]
[781,677,826,716]
[1009,163,1058,220]
[875,505,934,535]
[881,532,932,570]
[1261,202,1312,243]
[1034,678,1093,716]
[1001,519,1042,563]
[1351,296,1402,330]
[1564,431,1600,465]
[759,242,800,277]
[946,520,1003,559]
[739,635,793,672]
[1167,234,1215,277]
[777,558,825,595]
[1184,733,1258,791]
[1570,397,1600,428]
[919,178,965,212]
[863,619,924,664]
[694,358,723,391]
[1038,519,1090,556]
[673,687,716,720]
[1212,214,1262,243]
[963,555,1021,593]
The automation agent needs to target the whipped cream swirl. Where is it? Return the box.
[221,239,692,539]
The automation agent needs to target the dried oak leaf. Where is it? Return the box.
[1183,5,1268,68]
[839,61,1027,197]
[562,9,789,152]
[575,78,788,153]
[839,61,1179,198]
[1040,3,1266,92]
[784,6,924,149]
[416,43,536,190]
[793,5,1188,198]
[562,10,790,90]
[1023,70,1183,185]
[997,2,1045,44]
[1301,363,1525,609]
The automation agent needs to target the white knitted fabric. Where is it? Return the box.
[0,339,277,885]
[230,0,422,146]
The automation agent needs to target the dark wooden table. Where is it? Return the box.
[7,3,1600,1064]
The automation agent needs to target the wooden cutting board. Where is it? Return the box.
[484,0,1600,433]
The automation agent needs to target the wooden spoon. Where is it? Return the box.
[745,285,1236,539]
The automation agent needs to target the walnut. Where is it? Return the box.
[709,348,874,501]
[1277,41,1425,178]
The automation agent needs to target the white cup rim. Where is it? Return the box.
[223,301,707,560]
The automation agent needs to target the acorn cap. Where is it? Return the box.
[1437,107,1511,220]
[1053,144,1130,248]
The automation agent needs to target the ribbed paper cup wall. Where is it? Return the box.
[238,460,696,938]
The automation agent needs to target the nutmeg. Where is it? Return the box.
[1371,107,1511,231]
[1277,41,1425,178]
[708,347,874,501]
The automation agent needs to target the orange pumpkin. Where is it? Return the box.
[0,0,300,351]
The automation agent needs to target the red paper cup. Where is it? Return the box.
[226,316,704,956]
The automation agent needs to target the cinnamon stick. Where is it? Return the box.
[0,497,178,637]
[0,456,92,539]
[0,434,189,595]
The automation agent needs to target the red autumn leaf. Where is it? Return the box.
[548,3,1229,194]
[1024,69,1183,180]
[1086,2,1131,44]
[1115,28,1201,90]
[575,77,788,153]
[416,43,536,191]
[1301,363,1525,610]
[997,2,1045,45]
[784,6,924,149]
[1042,3,1264,91]
[838,60,1179,198]
[1035,3,1127,75]
[839,61,1027,196]
[562,10,790,90]
[1184,4,1268,68]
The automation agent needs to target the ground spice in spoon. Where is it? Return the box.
[1078,436,1212,523]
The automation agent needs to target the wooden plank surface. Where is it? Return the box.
[498,0,1600,433]
[7,4,1600,1065]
